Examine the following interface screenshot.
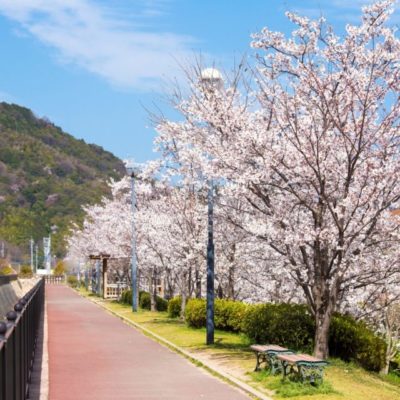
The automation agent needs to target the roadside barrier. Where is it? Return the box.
[0,278,44,399]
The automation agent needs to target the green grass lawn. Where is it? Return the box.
[77,288,400,400]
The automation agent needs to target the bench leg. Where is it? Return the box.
[268,355,283,375]
[254,352,261,371]
[282,361,289,380]
[299,365,324,385]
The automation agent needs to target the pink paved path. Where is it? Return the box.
[47,285,249,400]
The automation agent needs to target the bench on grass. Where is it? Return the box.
[250,344,294,373]
[276,353,328,384]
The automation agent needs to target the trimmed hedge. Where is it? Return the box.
[19,265,33,278]
[0,266,15,275]
[168,296,182,318]
[67,275,78,288]
[139,291,151,309]
[120,290,167,311]
[185,298,206,328]
[185,298,386,372]
[329,313,386,372]
[139,291,168,311]
[242,303,314,352]
[120,289,132,305]
[185,298,247,332]
[215,299,248,332]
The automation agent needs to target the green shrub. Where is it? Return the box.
[0,265,15,276]
[168,296,182,318]
[185,298,206,328]
[273,304,314,352]
[242,303,314,352]
[156,296,168,311]
[19,265,33,278]
[67,275,78,288]
[185,298,248,331]
[329,313,386,372]
[139,291,151,309]
[214,299,248,332]
[120,289,132,305]
[138,291,168,311]
[53,261,66,276]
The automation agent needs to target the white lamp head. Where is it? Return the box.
[124,159,142,177]
[200,68,224,89]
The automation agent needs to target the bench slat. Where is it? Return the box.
[250,344,288,353]
[277,353,326,364]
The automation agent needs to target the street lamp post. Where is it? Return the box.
[200,67,223,345]
[35,244,38,273]
[125,161,138,312]
[30,238,34,271]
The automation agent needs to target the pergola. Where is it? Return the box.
[88,253,110,299]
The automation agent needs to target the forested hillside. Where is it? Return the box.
[0,102,125,259]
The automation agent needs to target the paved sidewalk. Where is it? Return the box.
[47,285,250,400]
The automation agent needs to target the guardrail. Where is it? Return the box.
[44,275,65,285]
[106,283,129,299]
[0,274,18,286]
[0,278,45,399]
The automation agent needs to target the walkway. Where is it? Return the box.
[46,286,250,400]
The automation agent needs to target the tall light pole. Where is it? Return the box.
[30,238,34,271]
[125,161,138,312]
[200,67,224,345]
[35,244,38,273]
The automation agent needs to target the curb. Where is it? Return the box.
[79,291,273,400]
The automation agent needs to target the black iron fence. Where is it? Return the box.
[0,278,44,399]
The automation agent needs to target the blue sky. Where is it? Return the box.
[0,0,397,162]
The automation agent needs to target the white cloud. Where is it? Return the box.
[0,0,199,91]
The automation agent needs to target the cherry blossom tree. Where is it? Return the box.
[155,0,400,358]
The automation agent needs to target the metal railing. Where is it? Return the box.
[44,275,65,285]
[0,278,45,399]
[106,283,129,299]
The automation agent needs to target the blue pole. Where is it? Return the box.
[96,260,100,296]
[130,174,138,312]
[206,179,215,345]
[85,267,88,290]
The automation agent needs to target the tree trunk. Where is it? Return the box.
[180,271,188,319]
[150,270,157,312]
[217,283,224,299]
[195,268,201,298]
[381,356,390,375]
[313,286,336,359]
[314,311,331,359]
[381,317,392,375]
[310,252,337,359]
[188,266,193,297]
[165,268,174,299]
[227,265,235,299]
[227,244,236,299]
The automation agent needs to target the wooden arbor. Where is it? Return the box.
[89,253,110,299]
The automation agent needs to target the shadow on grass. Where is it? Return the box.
[210,341,252,352]
[149,318,186,325]
[250,369,339,398]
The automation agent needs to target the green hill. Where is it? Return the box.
[0,102,125,260]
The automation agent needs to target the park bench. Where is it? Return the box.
[250,344,294,373]
[276,353,328,384]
